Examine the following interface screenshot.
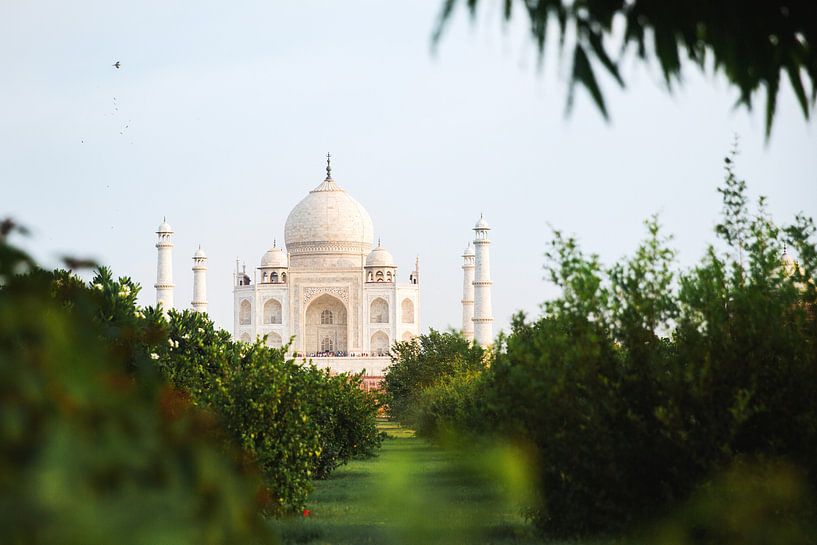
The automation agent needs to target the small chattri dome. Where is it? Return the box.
[260,243,288,268]
[366,241,396,268]
[463,241,475,256]
[474,213,489,230]
[193,245,206,258]
[157,217,173,233]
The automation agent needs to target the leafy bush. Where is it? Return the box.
[158,310,382,512]
[413,370,485,441]
[407,153,817,537]
[159,311,380,514]
[384,329,484,425]
[649,461,816,545]
[305,367,383,480]
[158,311,321,515]
[0,227,277,545]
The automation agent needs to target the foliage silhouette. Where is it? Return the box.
[434,0,817,136]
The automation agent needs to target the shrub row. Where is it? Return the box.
[391,157,817,537]
[1,227,382,543]
[158,310,382,511]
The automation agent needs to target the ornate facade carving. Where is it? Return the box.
[303,286,349,305]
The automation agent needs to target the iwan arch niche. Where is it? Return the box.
[265,331,283,348]
[263,298,283,324]
[370,330,389,356]
[370,297,389,324]
[304,293,348,353]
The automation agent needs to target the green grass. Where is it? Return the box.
[272,421,555,545]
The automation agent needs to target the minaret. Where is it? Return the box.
[472,214,493,347]
[154,217,175,314]
[191,245,208,313]
[461,242,475,341]
[409,255,420,285]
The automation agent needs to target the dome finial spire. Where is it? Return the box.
[325,152,332,180]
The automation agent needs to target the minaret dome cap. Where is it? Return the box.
[157,217,173,233]
[474,213,490,230]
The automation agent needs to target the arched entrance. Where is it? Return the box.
[371,331,389,356]
[304,294,348,354]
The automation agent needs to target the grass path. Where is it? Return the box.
[273,421,548,545]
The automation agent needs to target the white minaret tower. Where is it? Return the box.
[191,245,208,313]
[155,218,175,314]
[461,242,475,341]
[472,214,493,347]
[409,255,420,285]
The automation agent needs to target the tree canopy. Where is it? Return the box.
[434,0,817,136]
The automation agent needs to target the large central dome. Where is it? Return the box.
[284,164,374,257]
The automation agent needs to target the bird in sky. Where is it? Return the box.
[113,61,121,69]
[62,256,98,270]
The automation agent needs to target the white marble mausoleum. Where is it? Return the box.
[153,155,494,384]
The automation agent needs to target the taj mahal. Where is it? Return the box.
[152,155,494,381]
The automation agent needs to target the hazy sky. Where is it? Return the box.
[3,1,815,336]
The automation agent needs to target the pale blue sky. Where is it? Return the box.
[2,0,815,335]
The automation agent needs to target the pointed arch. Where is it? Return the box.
[239,299,252,325]
[305,294,347,354]
[370,297,389,323]
[263,298,282,324]
[265,331,283,349]
[370,331,390,356]
[401,298,414,324]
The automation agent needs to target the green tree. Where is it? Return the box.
[384,329,484,424]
